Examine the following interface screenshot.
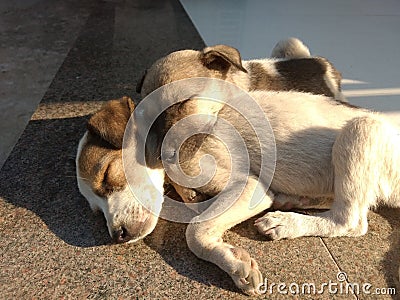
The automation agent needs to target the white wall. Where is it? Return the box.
[181,0,400,122]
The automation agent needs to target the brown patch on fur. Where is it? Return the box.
[140,47,250,97]
[247,62,285,91]
[275,57,336,98]
[248,58,343,98]
[145,99,210,168]
[87,96,135,149]
[79,132,125,197]
[80,97,134,196]
[102,155,125,194]
[178,133,209,163]
[140,51,213,97]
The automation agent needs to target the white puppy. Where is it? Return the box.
[138,38,346,203]
[141,87,400,295]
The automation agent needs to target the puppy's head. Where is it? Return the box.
[136,45,248,97]
[76,96,165,243]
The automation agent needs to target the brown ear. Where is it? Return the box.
[87,96,135,149]
[201,45,247,73]
[136,70,147,94]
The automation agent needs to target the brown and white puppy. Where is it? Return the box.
[76,97,165,243]
[137,37,345,102]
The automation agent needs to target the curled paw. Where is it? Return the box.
[178,187,207,203]
[229,247,263,295]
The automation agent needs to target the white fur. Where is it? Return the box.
[242,58,281,77]
[76,133,104,213]
[270,37,311,59]
[324,62,346,102]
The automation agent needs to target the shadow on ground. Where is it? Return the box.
[1,0,206,247]
[144,219,243,294]
[0,116,111,247]
[0,111,253,294]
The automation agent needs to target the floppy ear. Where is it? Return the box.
[136,70,147,94]
[201,45,247,73]
[87,96,135,149]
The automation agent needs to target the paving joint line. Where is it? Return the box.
[319,237,359,300]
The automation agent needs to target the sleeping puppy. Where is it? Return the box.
[76,97,165,243]
[142,88,400,295]
[138,38,346,202]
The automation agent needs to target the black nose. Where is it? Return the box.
[112,227,131,243]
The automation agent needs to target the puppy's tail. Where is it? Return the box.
[271,37,311,59]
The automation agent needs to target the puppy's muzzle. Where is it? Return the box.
[112,227,131,244]
[112,220,149,244]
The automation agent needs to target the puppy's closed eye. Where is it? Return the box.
[95,158,126,196]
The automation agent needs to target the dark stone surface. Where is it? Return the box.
[0,0,94,167]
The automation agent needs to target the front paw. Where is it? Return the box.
[177,187,207,203]
[254,211,304,240]
[226,247,263,295]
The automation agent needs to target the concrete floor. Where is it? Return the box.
[0,0,92,169]
[1,0,400,299]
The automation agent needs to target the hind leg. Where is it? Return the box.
[255,180,370,240]
[256,117,386,239]
[255,204,369,240]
